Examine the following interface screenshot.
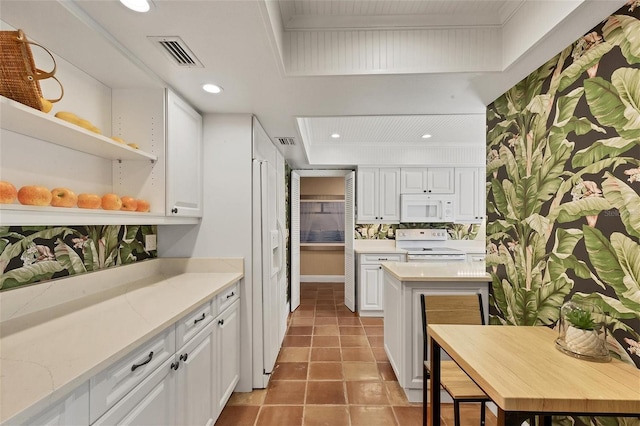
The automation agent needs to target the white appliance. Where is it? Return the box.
[396,229,466,262]
[252,118,287,388]
[400,194,455,223]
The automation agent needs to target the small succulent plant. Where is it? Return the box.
[566,308,596,330]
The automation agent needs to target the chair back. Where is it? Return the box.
[420,294,484,361]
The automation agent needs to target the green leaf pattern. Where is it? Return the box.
[0,225,157,291]
[486,6,640,396]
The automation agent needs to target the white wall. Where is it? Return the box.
[158,113,254,391]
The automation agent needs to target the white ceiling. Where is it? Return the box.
[0,0,627,168]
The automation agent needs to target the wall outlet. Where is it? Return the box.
[145,234,157,251]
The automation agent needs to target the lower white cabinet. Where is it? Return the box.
[357,253,405,317]
[93,358,176,426]
[19,383,89,426]
[214,299,240,417]
[176,321,215,426]
[48,284,241,426]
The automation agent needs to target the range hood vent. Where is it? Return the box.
[275,137,296,146]
[148,36,203,67]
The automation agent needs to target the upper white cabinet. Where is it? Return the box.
[0,15,202,225]
[166,90,203,218]
[454,168,485,223]
[400,168,454,194]
[356,168,401,224]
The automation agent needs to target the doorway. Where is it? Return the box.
[290,170,355,312]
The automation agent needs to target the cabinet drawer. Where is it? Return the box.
[89,327,176,424]
[215,282,239,316]
[361,254,404,264]
[175,301,213,349]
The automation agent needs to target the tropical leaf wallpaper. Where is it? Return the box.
[355,222,482,240]
[0,225,157,291]
[486,0,640,410]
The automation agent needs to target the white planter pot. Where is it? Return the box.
[565,326,602,355]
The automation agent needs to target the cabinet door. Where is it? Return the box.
[378,168,400,222]
[24,383,89,426]
[455,168,486,223]
[426,168,454,193]
[214,299,240,417]
[93,358,175,426]
[166,89,203,217]
[454,168,479,222]
[360,264,383,312]
[400,168,426,193]
[176,322,215,426]
[356,168,379,223]
[476,167,486,221]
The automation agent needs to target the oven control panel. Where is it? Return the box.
[396,229,447,241]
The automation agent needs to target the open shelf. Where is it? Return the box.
[0,204,199,226]
[0,96,158,162]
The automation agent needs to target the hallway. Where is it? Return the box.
[215,283,496,426]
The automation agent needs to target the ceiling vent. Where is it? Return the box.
[148,36,203,67]
[275,137,296,146]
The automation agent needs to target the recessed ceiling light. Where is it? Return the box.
[120,0,151,12]
[202,84,223,94]
[331,133,341,139]
[421,134,432,139]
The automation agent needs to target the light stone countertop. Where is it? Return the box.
[0,258,243,424]
[382,261,491,282]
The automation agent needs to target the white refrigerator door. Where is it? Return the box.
[290,171,301,312]
[261,159,281,375]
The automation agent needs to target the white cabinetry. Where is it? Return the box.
[357,253,405,317]
[356,168,400,223]
[92,358,176,426]
[454,168,485,223]
[86,282,240,426]
[0,11,203,225]
[383,273,489,402]
[400,168,454,194]
[214,299,241,416]
[18,383,89,426]
[175,321,215,426]
[166,90,203,217]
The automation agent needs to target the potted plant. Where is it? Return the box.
[556,301,610,361]
[564,307,602,355]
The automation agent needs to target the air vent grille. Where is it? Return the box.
[276,137,296,146]
[148,36,203,67]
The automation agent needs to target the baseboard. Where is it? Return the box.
[301,275,345,283]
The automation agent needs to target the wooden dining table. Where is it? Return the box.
[427,324,640,425]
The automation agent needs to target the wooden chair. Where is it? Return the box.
[420,294,489,426]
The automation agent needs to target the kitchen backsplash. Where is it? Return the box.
[0,225,157,292]
[355,223,482,240]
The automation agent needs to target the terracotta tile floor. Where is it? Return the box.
[216,283,497,426]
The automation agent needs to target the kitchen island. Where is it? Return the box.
[381,261,491,402]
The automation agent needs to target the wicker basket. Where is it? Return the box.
[0,29,63,111]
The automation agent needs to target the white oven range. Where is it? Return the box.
[395,229,466,262]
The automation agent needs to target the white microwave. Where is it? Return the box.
[400,194,455,223]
